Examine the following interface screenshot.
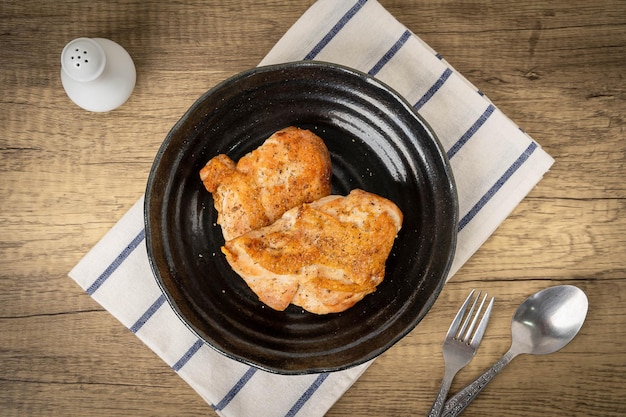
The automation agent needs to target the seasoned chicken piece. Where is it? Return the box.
[200,126,332,241]
[222,189,403,314]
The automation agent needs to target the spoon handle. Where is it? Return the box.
[441,350,517,417]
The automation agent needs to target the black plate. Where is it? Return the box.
[145,61,457,374]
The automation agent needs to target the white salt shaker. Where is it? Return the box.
[61,37,136,112]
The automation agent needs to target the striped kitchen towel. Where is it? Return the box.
[69,0,554,416]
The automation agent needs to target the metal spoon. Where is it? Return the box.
[441,285,588,417]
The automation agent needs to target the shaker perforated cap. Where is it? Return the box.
[61,37,106,82]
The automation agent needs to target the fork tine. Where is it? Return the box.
[469,296,495,347]
[457,290,481,339]
[462,293,487,342]
[446,289,475,339]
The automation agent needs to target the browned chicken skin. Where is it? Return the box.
[200,126,332,241]
[222,189,403,314]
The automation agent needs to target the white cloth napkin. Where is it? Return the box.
[69,1,554,416]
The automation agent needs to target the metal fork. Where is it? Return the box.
[426,290,495,417]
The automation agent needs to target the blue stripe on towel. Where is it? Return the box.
[212,367,258,411]
[130,294,166,333]
[368,29,412,76]
[447,104,496,159]
[284,373,330,417]
[458,141,538,231]
[304,0,368,60]
[86,228,145,295]
[413,67,453,111]
[172,339,204,372]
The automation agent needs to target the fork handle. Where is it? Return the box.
[427,372,455,417]
[441,350,517,417]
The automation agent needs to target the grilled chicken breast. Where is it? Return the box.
[222,189,403,314]
[200,126,332,241]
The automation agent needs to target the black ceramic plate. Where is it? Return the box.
[145,61,457,374]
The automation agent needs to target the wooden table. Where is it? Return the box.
[1,0,624,415]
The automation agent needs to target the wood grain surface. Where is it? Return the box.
[1,0,625,416]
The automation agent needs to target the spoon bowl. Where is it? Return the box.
[511,285,588,355]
